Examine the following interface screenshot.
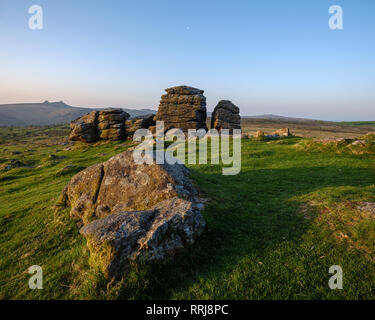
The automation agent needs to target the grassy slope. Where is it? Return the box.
[1,126,375,299]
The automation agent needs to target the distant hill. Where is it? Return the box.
[0,101,156,127]
[243,114,323,123]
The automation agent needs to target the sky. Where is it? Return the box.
[0,0,374,121]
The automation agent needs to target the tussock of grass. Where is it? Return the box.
[295,139,375,155]
[358,133,375,141]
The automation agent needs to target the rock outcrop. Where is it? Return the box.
[58,150,205,278]
[98,108,130,141]
[255,130,265,139]
[272,128,292,137]
[154,86,207,132]
[80,197,205,278]
[356,202,375,215]
[69,108,130,142]
[69,111,99,142]
[125,114,156,139]
[59,150,198,225]
[211,100,241,133]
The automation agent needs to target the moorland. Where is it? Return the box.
[1,119,375,299]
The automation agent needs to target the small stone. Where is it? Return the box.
[351,140,367,146]
[49,154,67,160]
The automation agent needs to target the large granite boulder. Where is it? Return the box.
[125,114,156,139]
[98,108,130,141]
[154,86,207,132]
[69,111,99,142]
[80,197,205,278]
[211,100,241,132]
[58,150,198,225]
[58,150,205,278]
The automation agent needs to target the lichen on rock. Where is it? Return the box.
[58,150,205,278]
[154,85,208,132]
[59,150,198,225]
[80,197,205,278]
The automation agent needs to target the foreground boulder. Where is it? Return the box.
[58,150,205,278]
[69,111,99,142]
[154,85,207,132]
[80,197,205,278]
[125,114,156,139]
[58,150,198,225]
[211,100,241,133]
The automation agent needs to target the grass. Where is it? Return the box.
[294,138,375,155]
[1,126,375,299]
[338,121,375,128]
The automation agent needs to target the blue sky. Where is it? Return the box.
[0,0,374,120]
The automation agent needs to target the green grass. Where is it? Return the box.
[1,127,375,299]
[338,121,375,128]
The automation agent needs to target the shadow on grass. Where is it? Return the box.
[0,174,21,183]
[111,164,375,299]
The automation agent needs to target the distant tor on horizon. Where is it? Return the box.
[0,101,156,127]
[1,101,363,127]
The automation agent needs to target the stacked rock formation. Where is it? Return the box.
[69,111,99,142]
[125,114,156,139]
[97,108,129,141]
[58,150,205,278]
[154,86,208,132]
[69,108,130,142]
[211,100,241,133]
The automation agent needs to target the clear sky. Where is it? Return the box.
[0,0,374,120]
